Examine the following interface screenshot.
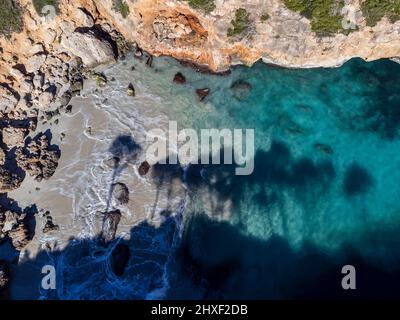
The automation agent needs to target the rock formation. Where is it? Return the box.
[138,161,150,176]
[101,209,122,243]
[111,182,129,205]
[0,203,36,251]
[0,0,398,103]
[42,211,59,234]
[16,133,60,182]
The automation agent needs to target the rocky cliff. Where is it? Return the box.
[0,0,398,171]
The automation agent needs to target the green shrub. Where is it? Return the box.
[260,13,270,22]
[32,0,59,16]
[361,0,400,26]
[0,0,22,35]
[113,0,130,18]
[283,0,308,13]
[283,0,345,36]
[184,0,216,13]
[227,8,251,37]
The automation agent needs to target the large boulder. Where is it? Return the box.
[25,53,47,73]
[74,8,94,28]
[101,210,121,243]
[61,30,116,67]
[42,213,59,234]
[138,161,150,176]
[112,183,129,205]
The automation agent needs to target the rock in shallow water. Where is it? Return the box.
[101,210,121,243]
[196,88,210,101]
[112,182,129,205]
[230,80,252,100]
[173,72,186,84]
[138,161,150,176]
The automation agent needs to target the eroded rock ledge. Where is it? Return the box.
[0,1,399,93]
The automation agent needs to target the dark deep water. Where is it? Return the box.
[8,57,400,299]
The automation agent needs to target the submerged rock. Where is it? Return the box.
[231,80,252,100]
[314,143,334,156]
[111,243,130,276]
[173,72,186,84]
[101,210,121,243]
[138,161,150,176]
[146,55,153,67]
[196,88,210,101]
[112,182,129,205]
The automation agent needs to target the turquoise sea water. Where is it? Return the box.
[157,58,400,299]
[15,56,400,299]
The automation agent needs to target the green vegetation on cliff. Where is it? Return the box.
[112,0,130,18]
[283,0,345,36]
[184,0,216,13]
[227,8,251,37]
[0,0,22,35]
[361,0,400,26]
[260,13,270,22]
